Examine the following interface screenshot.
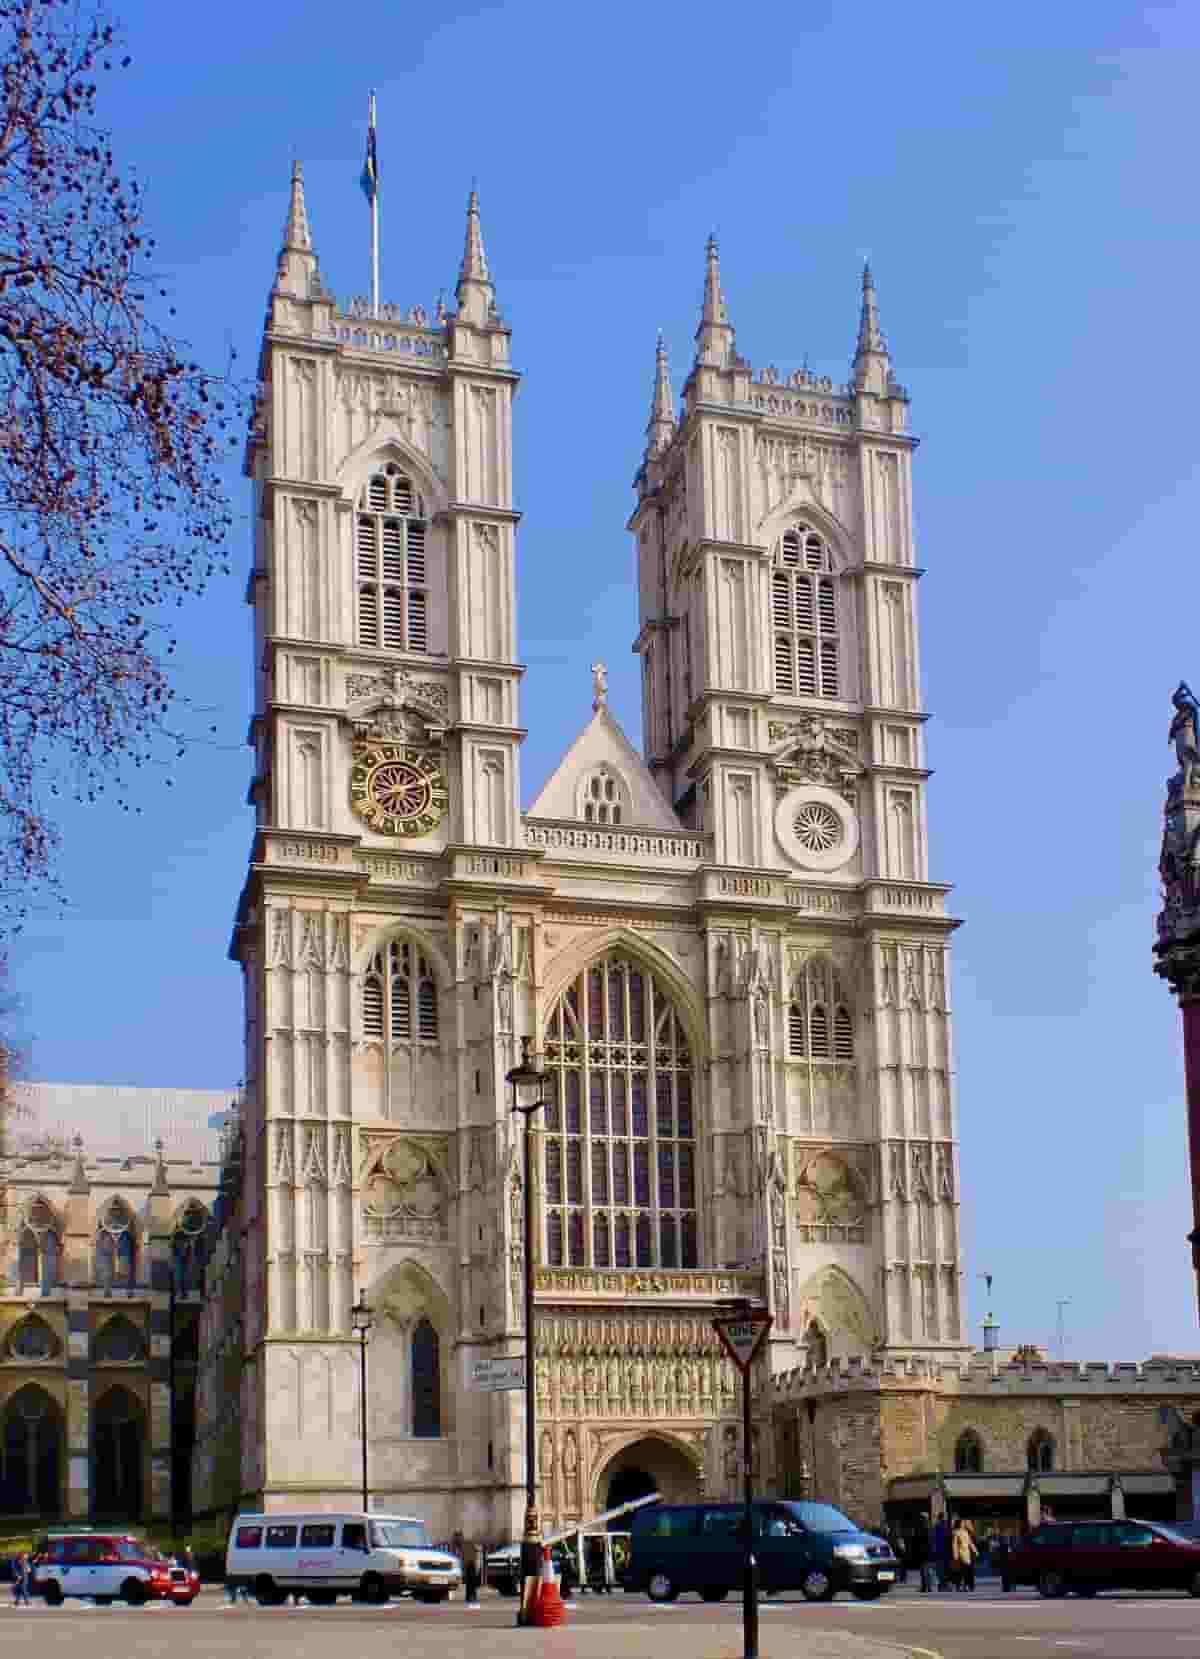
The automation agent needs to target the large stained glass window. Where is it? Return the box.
[543,955,697,1269]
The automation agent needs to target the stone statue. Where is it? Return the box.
[591,661,608,710]
[1171,682,1200,794]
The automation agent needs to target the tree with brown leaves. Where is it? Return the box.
[0,0,237,919]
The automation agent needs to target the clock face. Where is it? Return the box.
[350,743,448,837]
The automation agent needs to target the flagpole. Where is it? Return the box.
[369,90,379,317]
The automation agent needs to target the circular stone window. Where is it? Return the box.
[775,785,859,872]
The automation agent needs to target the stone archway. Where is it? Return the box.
[596,1434,701,1520]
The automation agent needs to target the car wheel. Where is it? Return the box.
[360,1573,388,1605]
[700,1586,728,1602]
[1037,1568,1067,1599]
[121,1579,147,1607]
[801,1567,835,1602]
[647,1572,678,1602]
[852,1585,883,1601]
[1188,1570,1200,1599]
[43,1583,64,1607]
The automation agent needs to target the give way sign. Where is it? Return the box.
[713,1311,773,1374]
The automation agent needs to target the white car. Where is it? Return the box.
[33,1532,173,1606]
[225,1511,461,1605]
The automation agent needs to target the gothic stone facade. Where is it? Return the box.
[0,1084,227,1524]
[206,167,967,1541]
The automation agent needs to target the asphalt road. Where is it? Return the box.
[0,1582,1198,1658]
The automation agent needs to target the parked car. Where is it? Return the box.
[1004,1518,1200,1597]
[625,1500,897,1603]
[485,1540,575,1596]
[225,1511,461,1605]
[30,1531,173,1606]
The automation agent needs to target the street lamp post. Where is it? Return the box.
[351,1292,374,1515]
[506,1036,551,1628]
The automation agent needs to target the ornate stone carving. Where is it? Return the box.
[794,1153,867,1243]
[362,1138,447,1241]
[770,715,862,804]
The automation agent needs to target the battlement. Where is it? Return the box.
[769,1352,1200,1402]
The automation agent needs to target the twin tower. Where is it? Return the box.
[201,168,965,1539]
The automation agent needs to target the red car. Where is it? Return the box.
[1004,1518,1200,1597]
[31,1532,174,1605]
[164,1560,200,1606]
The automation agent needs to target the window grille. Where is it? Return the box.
[356,465,429,653]
[788,956,855,1063]
[1027,1430,1055,1473]
[17,1201,61,1292]
[362,938,439,1043]
[543,955,698,1270]
[954,1430,984,1474]
[8,1316,58,1361]
[95,1200,137,1289]
[773,527,841,699]
[581,769,624,826]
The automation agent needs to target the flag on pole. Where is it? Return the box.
[360,91,378,203]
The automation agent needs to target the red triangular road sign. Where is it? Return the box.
[713,1312,773,1374]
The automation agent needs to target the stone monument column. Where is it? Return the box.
[1154,681,1200,1320]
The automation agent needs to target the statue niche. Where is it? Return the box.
[362,1139,447,1243]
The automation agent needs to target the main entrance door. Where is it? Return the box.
[598,1435,701,1519]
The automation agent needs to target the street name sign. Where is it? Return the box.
[470,1355,526,1392]
[712,1312,773,1374]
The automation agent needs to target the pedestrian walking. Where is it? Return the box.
[11,1553,30,1607]
[931,1515,950,1591]
[951,1517,978,1592]
[910,1519,935,1593]
[463,1540,480,1608]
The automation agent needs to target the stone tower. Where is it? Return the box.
[216,172,967,1540]
[628,246,967,1357]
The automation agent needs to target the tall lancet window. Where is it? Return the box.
[772,526,841,699]
[543,954,698,1271]
[362,938,439,1043]
[355,464,428,653]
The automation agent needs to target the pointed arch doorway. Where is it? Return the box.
[93,1387,145,1520]
[597,1435,701,1521]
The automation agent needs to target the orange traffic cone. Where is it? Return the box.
[534,1546,567,1628]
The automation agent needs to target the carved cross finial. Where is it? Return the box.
[591,661,608,711]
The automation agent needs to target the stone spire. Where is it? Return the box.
[456,187,495,325]
[852,261,892,394]
[644,332,677,457]
[275,159,319,298]
[694,233,735,367]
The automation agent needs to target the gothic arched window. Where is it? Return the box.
[788,956,854,1061]
[363,938,439,1043]
[356,465,428,653]
[1027,1429,1055,1473]
[173,1202,209,1294]
[7,1315,59,1362]
[411,1318,441,1438]
[954,1429,984,1473]
[96,1199,137,1289]
[17,1199,61,1292]
[772,526,841,699]
[543,954,698,1270]
[93,1315,145,1364]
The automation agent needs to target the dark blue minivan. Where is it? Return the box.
[626,1500,897,1602]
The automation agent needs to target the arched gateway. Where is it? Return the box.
[596,1434,701,1517]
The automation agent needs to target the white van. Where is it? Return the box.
[225,1512,462,1605]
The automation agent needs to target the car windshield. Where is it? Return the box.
[370,1521,430,1550]
[781,1502,858,1534]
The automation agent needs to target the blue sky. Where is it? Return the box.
[10,0,1200,1360]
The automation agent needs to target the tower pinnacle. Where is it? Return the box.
[456,187,494,324]
[694,233,735,367]
[644,332,676,458]
[852,260,892,393]
[276,160,318,297]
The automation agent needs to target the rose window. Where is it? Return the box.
[793,802,842,853]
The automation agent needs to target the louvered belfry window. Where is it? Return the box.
[543,955,698,1270]
[362,938,439,1043]
[773,527,840,699]
[787,955,855,1062]
[356,465,429,653]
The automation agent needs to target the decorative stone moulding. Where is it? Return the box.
[775,784,858,872]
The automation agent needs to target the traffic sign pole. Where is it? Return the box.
[713,1306,772,1659]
